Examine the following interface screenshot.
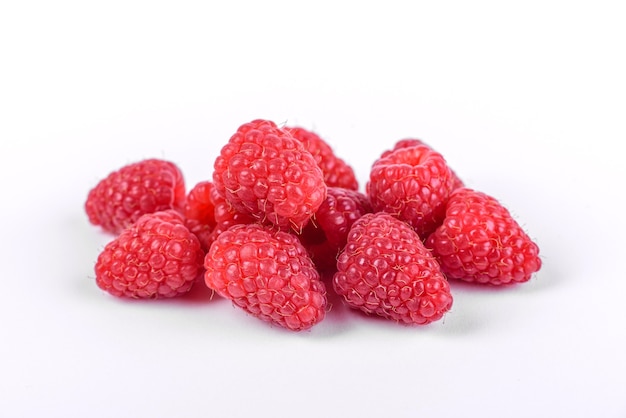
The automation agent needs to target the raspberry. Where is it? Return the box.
[333,212,453,325]
[300,187,372,271]
[213,119,327,232]
[425,188,541,285]
[382,139,465,190]
[85,158,186,234]
[285,126,359,190]
[367,144,455,238]
[183,181,217,252]
[95,210,204,298]
[208,182,256,242]
[204,223,327,331]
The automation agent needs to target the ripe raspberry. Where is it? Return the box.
[213,119,327,232]
[204,223,327,331]
[183,181,217,252]
[95,210,204,298]
[208,182,256,243]
[300,187,372,271]
[425,188,541,285]
[382,139,464,190]
[285,126,359,190]
[86,159,186,234]
[367,144,455,238]
[333,212,453,325]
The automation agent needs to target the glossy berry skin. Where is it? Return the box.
[213,119,327,232]
[382,139,465,190]
[367,144,455,239]
[425,188,542,285]
[300,187,372,271]
[204,223,327,331]
[95,210,204,298]
[183,181,217,252]
[184,181,216,226]
[333,212,453,325]
[86,159,186,234]
[285,126,359,190]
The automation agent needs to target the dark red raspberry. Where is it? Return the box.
[86,159,186,234]
[183,181,217,252]
[300,187,372,271]
[382,139,464,190]
[95,210,204,298]
[333,212,453,325]
[425,188,542,285]
[204,223,327,331]
[213,119,327,232]
[285,126,359,190]
[367,144,455,238]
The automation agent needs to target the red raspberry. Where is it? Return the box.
[382,139,465,190]
[213,119,327,232]
[300,187,372,271]
[85,159,186,234]
[333,212,453,325]
[425,188,541,285]
[204,223,327,331]
[183,181,217,252]
[285,126,359,190]
[95,210,204,298]
[367,144,455,238]
[208,183,256,242]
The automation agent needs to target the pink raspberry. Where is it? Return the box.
[204,223,327,331]
[382,138,464,190]
[367,144,455,238]
[285,126,359,190]
[183,181,217,252]
[85,159,186,234]
[213,119,327,232]
[333,212,453,325]
[425,188,542,285]
[95,210,204,298]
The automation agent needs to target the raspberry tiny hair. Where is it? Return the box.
[94,210,204,299]
[333,212,453,325]
[284,126,359,190]
[367,143,455,239]
[425,187,542,285]
[204,223,327,331]
[85,158,186,234]
[212,119,327,232]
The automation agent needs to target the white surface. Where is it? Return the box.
[1,1,625,417]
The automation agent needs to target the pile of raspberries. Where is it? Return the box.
[85,119,541,331]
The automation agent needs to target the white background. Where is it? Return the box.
[1,1,625,417]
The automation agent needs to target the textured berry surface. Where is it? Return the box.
[333,212,453,325]
[382,139,465,190]
[86,159,186,234]
[208,182,256,243]
[425,188,541,285]
[285,126,359,190]
[95,210,204,298]
[367,144,455,238]
[183,181,217,252]
[213,119,327,231]
[204,223,327,331]
[300,187,372,271]
[184,181,216,226]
